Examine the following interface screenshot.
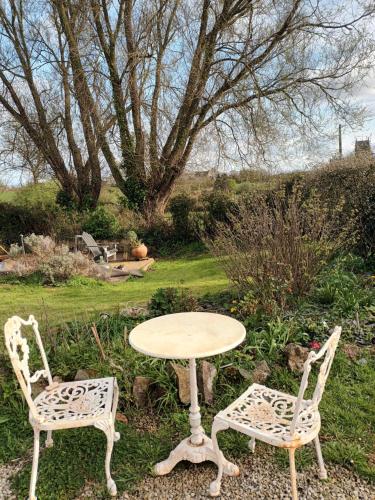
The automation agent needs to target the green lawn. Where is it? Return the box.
[0,255,228,325]
[0,189,17,203]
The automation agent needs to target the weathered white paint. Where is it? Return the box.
[129,312,246,359]
[4,315,120,500]
[209,326,342,499]
[130,312,245,475]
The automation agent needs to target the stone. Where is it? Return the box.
[223,365,252,380]
[285,343,309,373]
[115,412,129,424]
[74,369,98,381]
[238,367,252,380]
[171,363,190,404]
[200,361,217,405]
[31,380,46,398]
[252,360,271,384]
[357,358,368,366]
[133,376,152,407]
[53,375,63,384]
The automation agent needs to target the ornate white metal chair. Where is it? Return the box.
[4,315,120,500]
[209,326,342,500]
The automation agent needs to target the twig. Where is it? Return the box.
[0,243,8,255]
[355,311,362,335]
[91,323,106,361]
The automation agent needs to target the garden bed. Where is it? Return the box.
[0,253,374,499]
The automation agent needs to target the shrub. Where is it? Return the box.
[8,243,23,257]
[206,191,238,227]
[304,159,375,256]
[149,287,199,316]
[213,174,237,192]
[82,206,120,240]
[139,217,174,252]
[38,247,98,285]
[0,202,56,245]
[5,234,100,285]
[313,260,374,316]
[169,193,198,242]
[23,234,56,256]
[207,187,350,313]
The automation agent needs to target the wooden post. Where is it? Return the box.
[338,124,343,158]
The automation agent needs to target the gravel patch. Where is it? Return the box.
[2,442,372,499]
[0,460,24,500]
[77,452,374,500]
[123,455,373,500]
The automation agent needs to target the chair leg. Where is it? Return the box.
[29,428,40,500]
[288,448,298,500]
[104,425,117,496]
[314,436,327,479]
[45,430,53,448]
[249,437,256,453]
[209,419,227,497]
[112,381,120,442]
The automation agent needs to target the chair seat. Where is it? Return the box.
[105,249,117,257]
[32,377,115,429]
[216,383,320,447]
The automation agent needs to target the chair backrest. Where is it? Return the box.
[81,232,102,258]
[4,315,53,420]
[290,326,342,437]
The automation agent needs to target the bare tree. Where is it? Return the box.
[0,118,49,184]
[0,0,112,208]
[88,0,375,218]
[1,1,374,218]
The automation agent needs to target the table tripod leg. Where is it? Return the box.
[154,358,239,477]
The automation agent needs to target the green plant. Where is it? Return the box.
[169,193,197,242]
[0,202,56,245]
[82,206,120,240]
[213,173,237,192]
[244,318,307,358]
[8,243,23,257]
[206,191,238,227]
[149,287,198,316]
[126,230,143,248]
[139,217,173,253]
[38,248,97,285]
[314,265,373,316]
[23,233,56,256]
[304,159,375,256]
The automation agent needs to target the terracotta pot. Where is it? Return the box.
[131,244,148,260]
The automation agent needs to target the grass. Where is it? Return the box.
[0,255,228,326]
[0,189,17,203]
[0,181,59,206]
[0,253,374,498]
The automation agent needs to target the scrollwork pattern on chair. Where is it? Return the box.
[34,379,111,423]
[223,385,319,438]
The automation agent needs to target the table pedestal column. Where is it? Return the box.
[154,358,239,476]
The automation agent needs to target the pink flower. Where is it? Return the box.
[309,340,321,350]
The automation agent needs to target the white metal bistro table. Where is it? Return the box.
[129,311,246,476]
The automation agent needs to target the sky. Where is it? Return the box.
[1,3,375,186]
[336,73,375,158]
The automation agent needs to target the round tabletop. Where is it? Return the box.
[129,312,246,359]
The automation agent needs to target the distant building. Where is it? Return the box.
[355,139,371,156]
